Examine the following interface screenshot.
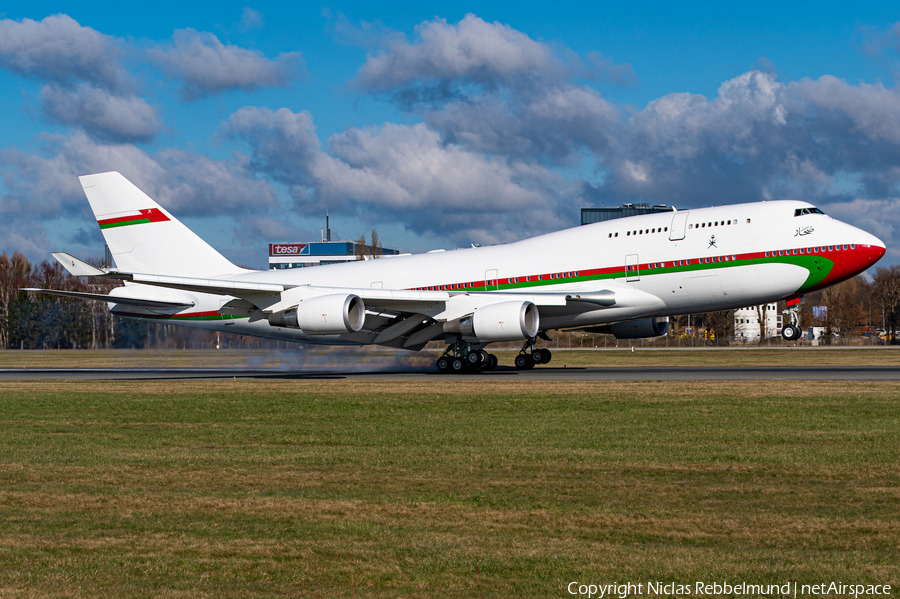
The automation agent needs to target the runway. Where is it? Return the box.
[1,365,898,381]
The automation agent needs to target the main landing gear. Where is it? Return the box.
[514,338,553,370]
[435,336,553,373]
[782,298,803,341]
[436,339,498,374]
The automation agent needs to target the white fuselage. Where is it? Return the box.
[109,200,885,346]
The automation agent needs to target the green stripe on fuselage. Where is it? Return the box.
[465,254,833,293]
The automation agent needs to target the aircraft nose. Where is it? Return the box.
[861,229,886,261]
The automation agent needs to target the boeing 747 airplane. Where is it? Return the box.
[30,172,886,372]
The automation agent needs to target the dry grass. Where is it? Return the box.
[0,381,897,597]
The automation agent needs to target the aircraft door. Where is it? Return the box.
[669,212,689,241]
[485,269,499,291]
[625,254,640,282]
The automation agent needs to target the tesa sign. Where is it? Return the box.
[269,243,306,256]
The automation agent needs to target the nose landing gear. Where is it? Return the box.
[782,298,803,341]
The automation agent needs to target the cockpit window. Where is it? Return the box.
[794,207,826,217]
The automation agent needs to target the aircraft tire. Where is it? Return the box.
[484,354,498,370]
[451,357,467,373]
[466,351,481,366]
[782,324,801,341]
[543,349,553,364]
[436,356,451,372]
[515,353,535,370]
[532,348,546,364]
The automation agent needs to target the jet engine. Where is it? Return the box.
[446,300,540,342]
[267,293,365,335]
[585,316,669,339]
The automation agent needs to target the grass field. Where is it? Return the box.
[0,380,897,597]
[0,346,898,369]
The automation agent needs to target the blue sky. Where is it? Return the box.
[2,1,900,269]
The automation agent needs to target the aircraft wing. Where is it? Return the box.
[21,288,195,310]
[51,252,573,313]
[49,251,646,350]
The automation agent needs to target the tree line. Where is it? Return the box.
[0,252,235,350]
[677,268,900,344]
[2,251,899,349]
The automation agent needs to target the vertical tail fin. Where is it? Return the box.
[79,172,243,277]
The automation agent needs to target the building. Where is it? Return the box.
[734,304,782,340]
[268,241,401,270]
[581,203,674,225]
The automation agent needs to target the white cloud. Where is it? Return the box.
[427,85,616,164]
[40,84,162,143]
[598,70,900,207]
[0,14,129,91]
[0,132,283,262]
[240,8,264,31]
[354,14,559,91]
[148,29,304,100]
[222,107,579,244]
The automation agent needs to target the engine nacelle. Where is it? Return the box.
[452,300,540,342]
[267,293,365,335]
[589,316,669,339]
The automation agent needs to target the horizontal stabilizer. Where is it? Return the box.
[21,288,195,310]
[52,252,107,277]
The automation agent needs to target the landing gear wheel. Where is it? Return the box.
[451,357,467,373]
[782,324,801,341]
[484,354,498,370]
[543,349,553,364]
[436,356,451,372]
[466,351,481,366]
[515,353,535,370]
[532,348,546,364]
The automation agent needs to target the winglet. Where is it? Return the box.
[51,252,107,277]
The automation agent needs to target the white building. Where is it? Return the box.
[734,304,782,340]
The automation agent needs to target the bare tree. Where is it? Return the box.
[872,266,900,343]
[0,252,31,349]
[370,229,382,258]
[822,279,866,336]
[355,234,367,260]
[754,304,769,341]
